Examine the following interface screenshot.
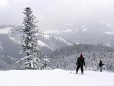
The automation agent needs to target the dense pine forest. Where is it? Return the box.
[48,44,114,71]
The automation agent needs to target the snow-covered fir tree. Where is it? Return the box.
[19,7,42,69]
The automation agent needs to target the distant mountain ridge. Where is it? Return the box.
[43,22,114,47]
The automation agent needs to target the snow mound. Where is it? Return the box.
[0,69,113,86]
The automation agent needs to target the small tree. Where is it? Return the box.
[20,7,41,69]
[42,56,50,69]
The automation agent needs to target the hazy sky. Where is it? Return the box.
[0,0,114,31]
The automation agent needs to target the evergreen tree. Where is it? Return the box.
[20,7,41,69]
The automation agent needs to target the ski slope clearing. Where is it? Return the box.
[0,69,114,86]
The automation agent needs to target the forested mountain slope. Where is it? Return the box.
[49,44,114,71]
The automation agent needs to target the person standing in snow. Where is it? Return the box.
[76,54,85,74]
[99,60,104,72]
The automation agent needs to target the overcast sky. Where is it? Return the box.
[0,0,114,31]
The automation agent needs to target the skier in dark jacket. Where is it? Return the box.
[76,54,85,74]
[99,60,104,72]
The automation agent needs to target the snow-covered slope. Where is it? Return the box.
[37,33,73,50]
[38,40,54,51]
[0,27,12,34]
[0,69,113,86]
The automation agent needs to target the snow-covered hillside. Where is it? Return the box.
[0,69,113,86]
[37,33,73,50]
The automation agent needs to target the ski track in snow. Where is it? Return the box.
[0,69,114,86]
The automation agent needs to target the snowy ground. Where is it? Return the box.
[0,69,114,86]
